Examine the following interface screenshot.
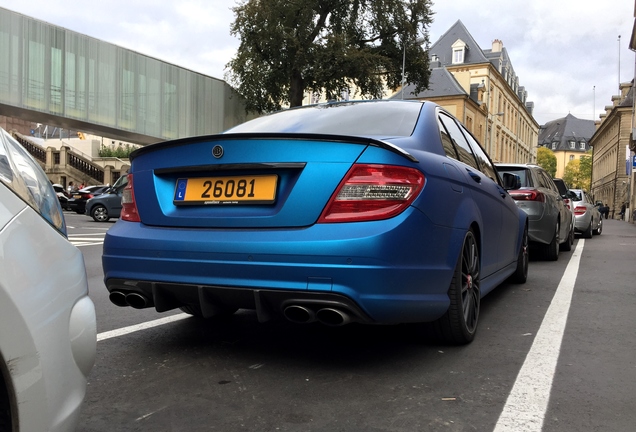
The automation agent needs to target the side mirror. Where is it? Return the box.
[502,172,521,190]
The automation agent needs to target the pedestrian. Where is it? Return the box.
[67,181,74,193]
[620,203,626,218]
[603,203,609,219]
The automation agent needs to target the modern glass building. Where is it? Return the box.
[0,7,251,144]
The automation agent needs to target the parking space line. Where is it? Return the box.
[97,313,189,342]
[494,240,584,432]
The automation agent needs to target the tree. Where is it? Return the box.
[579,151,592,188]
[226,0,433,113]
[536,146,557,177]
[563,152,592,191]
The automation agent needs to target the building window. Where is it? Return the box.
[569,155,575,161]
[579,141,585,150]
[569,140,575,149]
[451,40,467,64]
[453,48,464,63]
[552,142,557,150]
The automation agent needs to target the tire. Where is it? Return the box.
[0,377,11,432]
[583,220,593,239]
[91,205,110,222]
[593,218,602,235]
[560,223,574,251]
[543,223,560,261]
[432,229,480,345]
[509,224,529,283]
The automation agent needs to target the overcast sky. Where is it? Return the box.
[2,0,634,126]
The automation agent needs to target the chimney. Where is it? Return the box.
[492,39,503,52]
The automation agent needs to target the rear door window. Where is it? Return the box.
[438,113,479,170]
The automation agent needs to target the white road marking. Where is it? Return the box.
[68,233,105,247]
[97,313,190,342]
[494,239,584,432]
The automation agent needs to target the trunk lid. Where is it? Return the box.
[130,135,372,228]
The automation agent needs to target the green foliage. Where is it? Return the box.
[98,144,135,159]
[536,146,557,177]
[564,151,592,191]
[226,0,434,113]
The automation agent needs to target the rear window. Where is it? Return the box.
[496,167,531,187]
[225,101,421,137]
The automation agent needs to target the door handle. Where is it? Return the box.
[468,171,481,183]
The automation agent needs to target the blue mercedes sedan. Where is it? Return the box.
[102,100,528,344]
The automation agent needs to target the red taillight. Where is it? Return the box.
[121,174,140,222]
[86,194,94,199]
[574,206,587,216]
[509,189,545,202]
[318,164,425,223]
[564,198,571,210]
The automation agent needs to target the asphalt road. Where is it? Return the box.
[67,212,636,432]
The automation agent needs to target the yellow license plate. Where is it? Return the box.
[173,175,278,205]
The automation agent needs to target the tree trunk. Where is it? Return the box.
[289,70,304,107]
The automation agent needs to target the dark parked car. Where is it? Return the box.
[552,178,576,247]
[102,100,528,345]
[85,177,127,222]
[495,164,573,260]
[68,185,110,214]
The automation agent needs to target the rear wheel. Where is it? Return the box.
[91,205,110,222]
[543,223,560,261]
[593,218,603,235]
[432,229,480,345]
[509,224,529,283]
[560,222,574,251]
[583,220,593,239]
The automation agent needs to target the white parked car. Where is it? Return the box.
[0,127,96,431]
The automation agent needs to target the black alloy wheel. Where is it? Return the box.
[432,229,481,345]
[509,224,529,283]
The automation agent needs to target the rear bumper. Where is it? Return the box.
[574,213,591,231]
[102,208,461,324]
[514,201,552,244]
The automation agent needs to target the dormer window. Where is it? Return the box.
[569,140,575,149]
[451,39,467,64]
[552,142,557,150]
[579,141,585,150]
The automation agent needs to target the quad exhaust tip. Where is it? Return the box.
[283,305,316,324]
[108,290,153,309]
[109,291,128,307]
[283,305,352,326]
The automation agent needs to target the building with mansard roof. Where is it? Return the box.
[392,20,539,164]
[590,81,634,219]
[538,114,595,178]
